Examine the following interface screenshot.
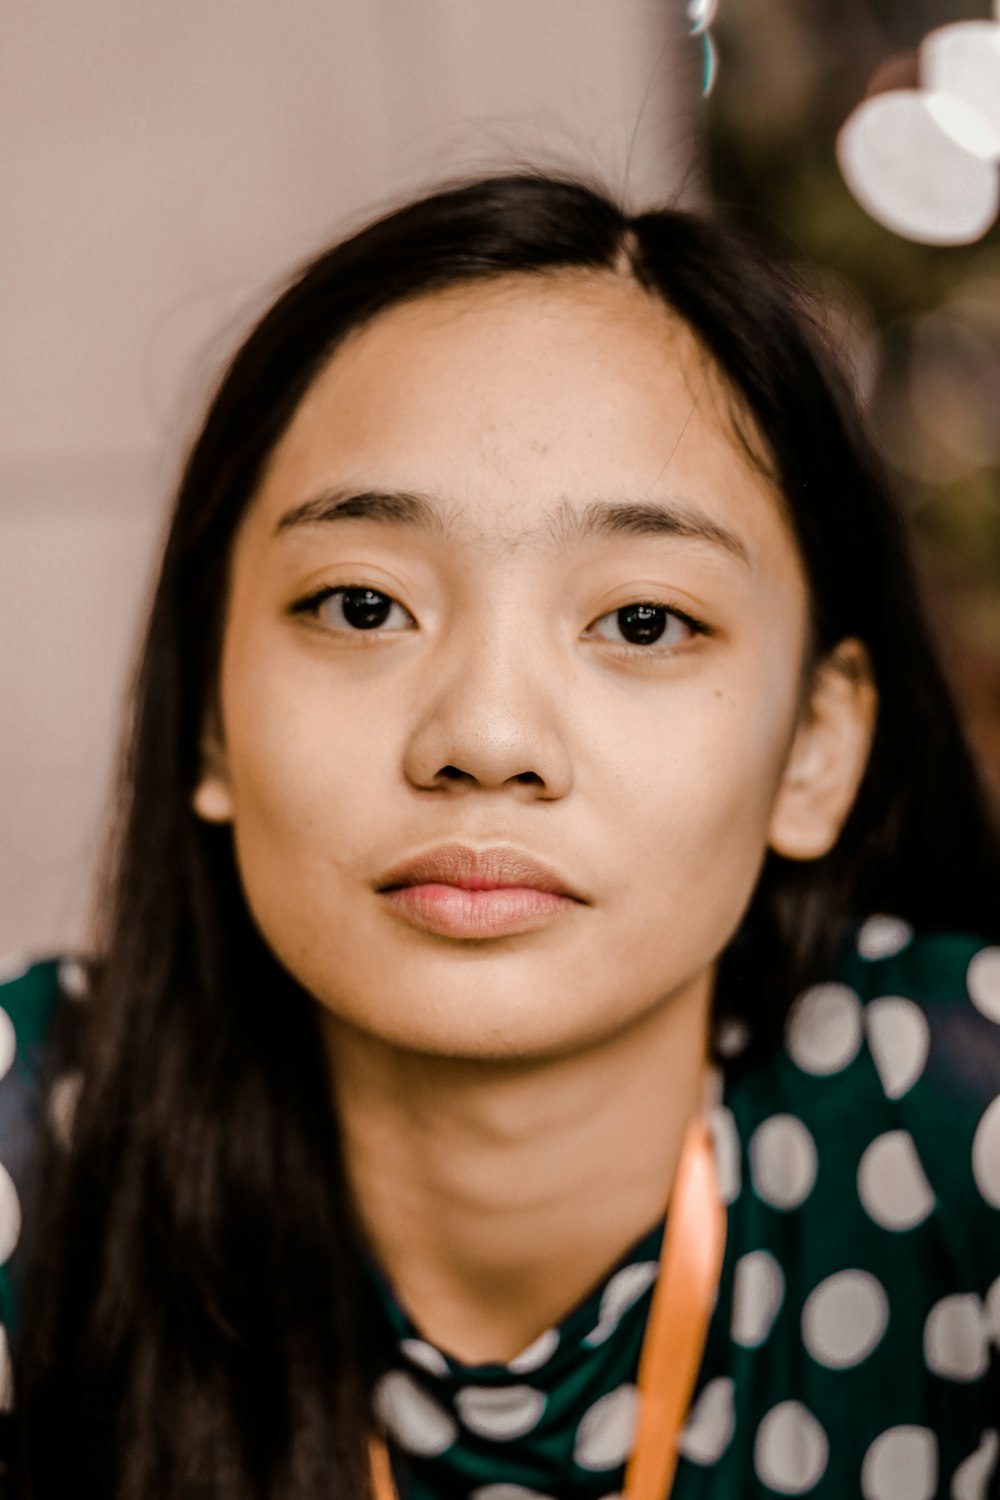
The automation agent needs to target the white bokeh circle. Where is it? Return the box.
[749,1116,818,1211]
[0,1010,15,1085]
[753,1402,828,1494]
[968,946,1000,1023]
[507,1327,560,1374]
[455,1385,547,1441]
[677,1376,735,1465]
[573,1384,639,1471]
[731,1250,785,1349]
[857,1131,935,1231]
[0,1165,21,1266]
[856,915,914,961]
[709,1104,742,1206]
[584,1262,658,1347]
[372,1370,458,1456]
[861,1425,937,1500]
[865,997,930,1100]
[922,22,1000,156]
[837,90,1000,245]
[400,1339,450,1378]
[923,1294,990,1381]
[986,1274,1000,1343]
[972,1096,1000,1208]
[470,1488,556,1500]
[801,1270,889,1369]
[950,1428,999,1500]
[786,984,863,1076]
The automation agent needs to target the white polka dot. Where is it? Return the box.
[470,1488,556,1500]
[709,1104,742,1206]
[400,1338,450,1377]
[857,1130,935,1231]
[703,1066,724,1112]
[924,1294,989,1381]
[508,1326,559,1373]
[968,947,1000,1024]
[57,957,90,1001]
[0,1326,12,1414]
[860,1425,937,1500]
[372,1370,458,1456]
[573,1384,639,1470]
[716,1016,752,1059]
[749,1115,818,1211]
[731,1250,785,1348]
[0,1164,21,1266]
[801,1270,889,1369]
[786,983,863,1075]
[0,955,30,986]
[986,1275,1000,1343]
[951,1428,999,1500]
[455,1384,546,1440]
[972,1096,1000,1209]
[584,1262,658,1346]
[47,1071,83,1150]
[857,915,914,961]
[0,1009,15,1085]
[677,1376,735,1465]
[753,1402,828,1494]
[865,996,930,1100]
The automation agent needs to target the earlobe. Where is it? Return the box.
[191,708,235,824]
[767,638,878,862]
[191,773,234,824]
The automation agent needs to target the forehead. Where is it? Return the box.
[248,272,791,563]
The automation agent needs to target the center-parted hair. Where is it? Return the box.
[14,171,1000,1499]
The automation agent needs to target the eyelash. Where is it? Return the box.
[290,584,710,661]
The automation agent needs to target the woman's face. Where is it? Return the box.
[195,272,867,1060]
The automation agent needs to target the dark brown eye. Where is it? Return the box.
[337,588,396,630]
[591,603,697,652]
[296,586,413,634]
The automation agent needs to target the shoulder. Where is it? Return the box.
[834,919,1000,1192]
[0,953,89,1348]
[724,916,1000,1290]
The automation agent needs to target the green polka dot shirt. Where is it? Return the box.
[0,918,997,1498]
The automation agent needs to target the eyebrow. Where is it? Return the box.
[273,486,750,566]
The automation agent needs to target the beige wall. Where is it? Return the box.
[1,0,698,960]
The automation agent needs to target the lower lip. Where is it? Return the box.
[379,883,578,938]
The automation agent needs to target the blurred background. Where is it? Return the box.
[2,0,998,959]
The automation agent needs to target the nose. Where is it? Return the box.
[401,621,575,799]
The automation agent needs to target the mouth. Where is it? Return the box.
[376,842,584,900]
[378,882,580,939]
[375,842,586,938]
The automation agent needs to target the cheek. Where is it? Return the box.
[602,662,798,900]
[219,635,391,886]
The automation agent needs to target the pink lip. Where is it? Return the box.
[379,883,578,938]
[375,842,586,938]
[376,842,585,900]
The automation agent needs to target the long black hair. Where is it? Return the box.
[14,171,1000,1499]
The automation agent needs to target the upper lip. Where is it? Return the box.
[376,842,585,900]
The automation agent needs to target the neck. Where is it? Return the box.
[322,977,712,1365]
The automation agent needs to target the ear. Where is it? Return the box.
[191,701,234,824]
[767,637,877,862]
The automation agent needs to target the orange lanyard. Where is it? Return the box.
[369,1109,726,1500]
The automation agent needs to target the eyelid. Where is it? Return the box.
[290,582,711,655]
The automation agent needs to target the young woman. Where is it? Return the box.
[0,171,998,1500]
